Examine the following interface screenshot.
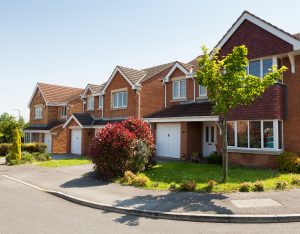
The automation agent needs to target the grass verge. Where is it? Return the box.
[37,157,91,167]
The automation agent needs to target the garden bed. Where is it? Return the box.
[117,161,300,193]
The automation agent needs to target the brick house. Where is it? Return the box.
[63,62,176,155]
[24,83,83,153]
[145,11,300,168]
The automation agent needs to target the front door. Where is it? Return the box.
[202,122,217,157]
[71,129,82,155]
[44,133,52,153]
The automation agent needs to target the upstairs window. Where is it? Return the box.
[248,58,273,78]
[35,106,42,119]
[87,96,94,110]
[172,80,186,99]
[199,85,207,97]
[99,95,103,109]
[113,91,127,109]
[61,106,67,117]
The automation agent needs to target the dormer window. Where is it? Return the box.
[87,96,94,110]
[248,58,273,78]
[35,106,42,119]
[172,80,186,99]
[199,85,207,97]
[61,106,67,118]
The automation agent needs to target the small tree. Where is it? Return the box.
[196,45,287,182]
[9,128,22,162]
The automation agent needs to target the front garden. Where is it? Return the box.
[88,118,300,194]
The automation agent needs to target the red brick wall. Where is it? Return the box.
[181,122,202,159]
[228,152,277,169]
[82,89,102,118]
[29,88,48,124]
[227,83,286,121]
[103,71,138,118]
[52,126,69,154]
[219,20,293,59]
[82,128,95,155]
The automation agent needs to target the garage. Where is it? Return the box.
[156,123,181,158]
[71,129,82,155]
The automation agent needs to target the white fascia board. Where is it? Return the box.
[144,116,219,123]
[163,62,189,82]
[216,12,300,50]
[63,115,83,128]
[47,102,68,106]
[82,85,94,97]
[23,130,50,133]
[102,67,136,94]
[27,84,47,108]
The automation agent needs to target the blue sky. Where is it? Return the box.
[0,0,299,120]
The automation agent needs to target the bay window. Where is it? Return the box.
[172,80,186,99]
[227,120,283,151]
[113,91,127,108]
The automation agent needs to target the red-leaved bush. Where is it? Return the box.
[88,118,155,179]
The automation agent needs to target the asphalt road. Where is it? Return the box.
[1,176,300,234]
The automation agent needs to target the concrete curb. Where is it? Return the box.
[2,175,300,223]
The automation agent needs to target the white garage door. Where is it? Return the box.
[44,133,52,153]
[71,129,82,155]
[156,123,181,158]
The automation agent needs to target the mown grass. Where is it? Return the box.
[132,161,300,193]
[37,157,91,167]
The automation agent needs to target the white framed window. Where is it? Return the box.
[61,106,67,117]
[113,91,127,109]
[35,106,42,119]
[98,95,103,109]
[172,80,186,99]
[199,85,207,97]
[87,96,94,110]
[227,120,283,151]
[248,58,274,78]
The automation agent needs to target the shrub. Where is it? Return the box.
[277,151,300,173]
[6,128,22,164]
[132,176,149,187]
[21,151,34,163]
[33,152,51,162]
[169,183,178,191]
[276,181,288,190]
[292,177,300,186]
[239,182,252,192]
[207,152,222,164]
[88,119,154,179]
[180,180,197,191]
[0,143,11,156]
[121,171,137,184]
[253,181,264,192]
[22,143,47,153]
[207,179,217,192]
[191,151,200,163]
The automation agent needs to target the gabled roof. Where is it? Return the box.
[28,83,84,107]
[82,83,106,97]
[215,11,300,51]
[118,66,147,84]
[293,33,300,40]
[139,61,176,83]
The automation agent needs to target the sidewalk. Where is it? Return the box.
[1,162,300,222]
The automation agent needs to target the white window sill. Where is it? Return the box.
[86,109,94,112]
[97,108,103,110]
[197,96,208,99]
[171,98,187,102]
[111,107,127,110]
[35,117,42,120]
[227,147,283,155]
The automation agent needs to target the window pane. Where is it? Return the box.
[173,82,178,98]
[237,121,248,147]
[263,58,273,76]
[211,126,214,143]
[227,122,235,146]
[249,60,261,77]
[122,92,127,107]
[205,126,209,143]
[249,121,261,148]
[278,121,283,149]
[117,93,122,107]
[113,93,118,107]
[99,96,103,108]
[199,85,207,96]
[263,121,274,148]
[180,80,186,98]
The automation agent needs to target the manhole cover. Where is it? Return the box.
[231,198,281,208]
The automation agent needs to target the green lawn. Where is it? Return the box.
[133,162,300,193]
[37,157,91,167]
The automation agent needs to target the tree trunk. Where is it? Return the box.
[222,114,228,183]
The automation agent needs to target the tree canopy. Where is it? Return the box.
[0,113,27,143]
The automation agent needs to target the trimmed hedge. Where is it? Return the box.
[0,143,47,156]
